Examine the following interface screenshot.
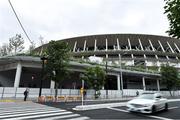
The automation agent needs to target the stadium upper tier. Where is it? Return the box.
[36,34,180,67]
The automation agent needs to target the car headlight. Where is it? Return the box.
[143,104,152,107]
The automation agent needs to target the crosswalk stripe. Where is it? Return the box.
[0,105,52,110]
[35,114,81,120]
[67,116,90,120]
[0,102,90,120]
[0,109,66,116]
[0,108,60,114]
[6,112,76,120]
[0,109,65,119]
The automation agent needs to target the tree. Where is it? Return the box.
[164,0,180,38]
[9,34,24,54]
[0,43,11,56]
[29,40,36,55]
[81,65,105,99]
[45,40,70,100]
[160,65,180,96]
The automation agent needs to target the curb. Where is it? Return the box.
[73,102,126,111]
[73,98,180,111]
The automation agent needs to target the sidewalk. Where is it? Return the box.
[0,97,36,103]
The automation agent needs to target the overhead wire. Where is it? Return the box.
[8,0,33,45]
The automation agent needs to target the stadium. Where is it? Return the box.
[0,34,180,92]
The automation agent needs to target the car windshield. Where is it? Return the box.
[137,94,154,100]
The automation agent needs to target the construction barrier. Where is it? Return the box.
[38,96,45,102]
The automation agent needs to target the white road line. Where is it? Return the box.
[0,102,89,120]
[0,108,60,113]
[28,114,80,120]
[0,106,43,110]
[0,108,65,116]
[107,107,174,120]
[149,115,174,120]
[168,107,179,110]
[0,105,54,110]
[67,116,90,120]
[5,111,73,120]
[107,107,129,113]
[0,109,65,119]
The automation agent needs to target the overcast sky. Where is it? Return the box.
[0,0,169,49]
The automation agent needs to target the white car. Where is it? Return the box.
[126,92,168,114]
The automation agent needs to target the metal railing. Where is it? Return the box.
[0,87,179,100]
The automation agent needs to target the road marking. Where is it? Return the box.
[107,107,129,113]
[149,115,174,120]
[0,109,66,119]
[0,108,61,114]
[66,116,90,120]
[168,107,178,110]
[33,114,80,120]
[0,102,90,120]
[107,107,174,120]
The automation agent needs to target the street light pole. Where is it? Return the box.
[39,56,47,97]
[119,54,123,96]
[105,57,108,99]
[80,73,84,106]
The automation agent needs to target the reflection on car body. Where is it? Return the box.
[126,92,168,114]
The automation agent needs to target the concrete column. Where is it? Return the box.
[50,80,55,89]
[94,39,97,51]
[83,40,87,51]
[73,41,77,52]
[157,79,160,91]
[142,77,146,91]
[117,38,120,50]
[117,74,121,90]
[106,38,108,51]
[14,62,22,88]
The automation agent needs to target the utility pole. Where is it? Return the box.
[105,58,108,99]
[119,54,123,97]
[38,56,47,102]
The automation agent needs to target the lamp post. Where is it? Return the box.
[39,56,48,97]
[80,73,84,106]
[119,52,129,97]
[119,54,123,96]
[105,57,108,99]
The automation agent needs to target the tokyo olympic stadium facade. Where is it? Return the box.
[0,34,180,91]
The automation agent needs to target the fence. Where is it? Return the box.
[0,87,180,100]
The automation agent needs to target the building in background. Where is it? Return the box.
[1,34,180,91]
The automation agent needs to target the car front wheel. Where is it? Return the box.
[151,105,156,114]
[165,103,168,111]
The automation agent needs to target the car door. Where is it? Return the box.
[155,95,165,110]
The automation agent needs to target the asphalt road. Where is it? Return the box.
[42,101,180,119]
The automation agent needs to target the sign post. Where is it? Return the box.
[81,80,84,106]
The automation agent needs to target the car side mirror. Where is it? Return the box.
[155,96,161,100]
[155,98,160,100]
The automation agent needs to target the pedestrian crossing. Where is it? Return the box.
[0,102,89,120]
